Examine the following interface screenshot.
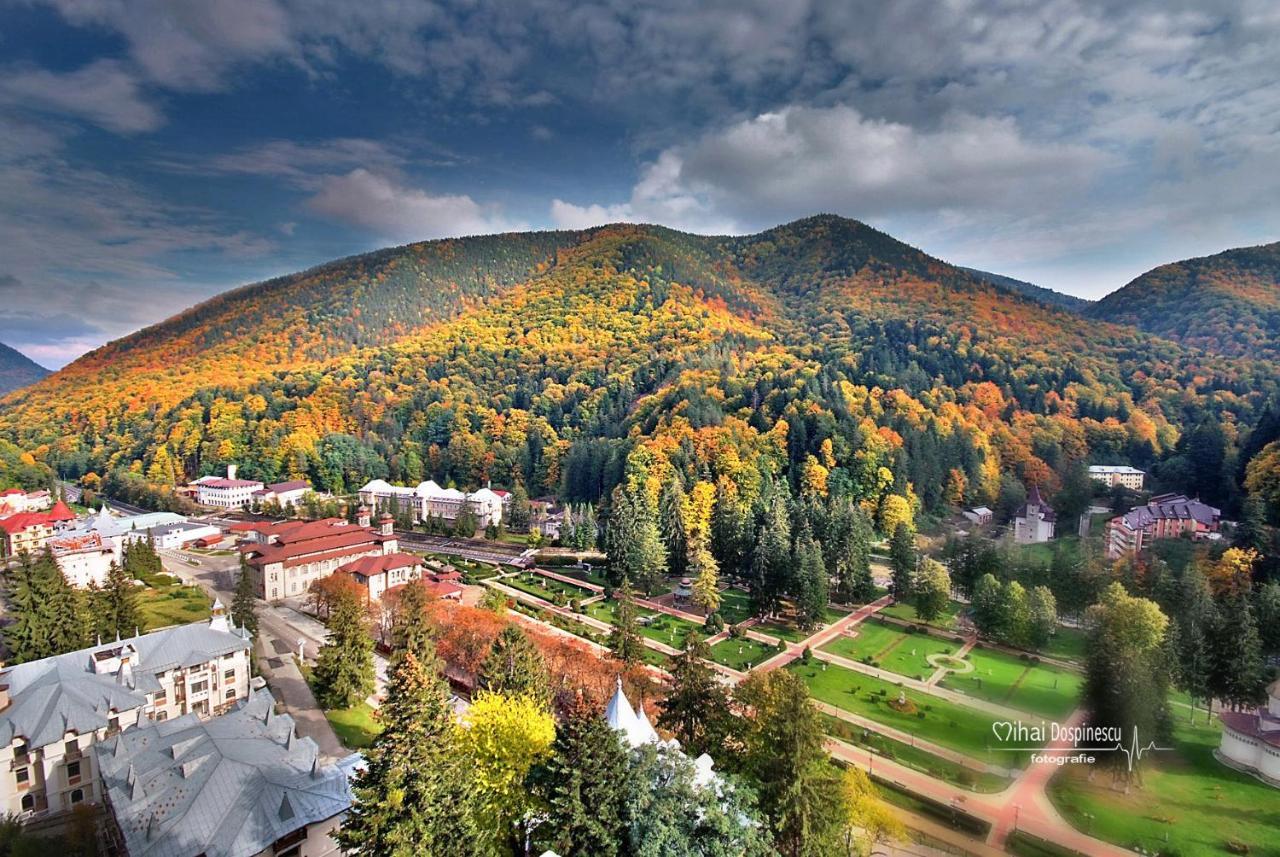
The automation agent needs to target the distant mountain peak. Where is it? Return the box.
[0,342,49,397]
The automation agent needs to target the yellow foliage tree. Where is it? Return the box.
[1207,547,1259,598]
[878,493,913,536]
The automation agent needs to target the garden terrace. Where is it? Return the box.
[939,646,1082,720]
[821,619,961,681]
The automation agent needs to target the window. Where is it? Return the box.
[69,788,83,805]
[15,768,29,788]
[20,794,34,812]
[224,688,236,700]
[155,711,168,722]
[66,761,80,783]
[64,740,79,757]
[153,691,167,706]
[190,681,208,694]
[224,669,236,681]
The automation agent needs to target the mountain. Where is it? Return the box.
[1,215,1274,515]
[1088,241,1280,358]
[0,342,49,396]
[960,267,1091,313]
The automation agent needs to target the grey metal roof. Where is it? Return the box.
[0,619,251,749]
[97,690,359,857]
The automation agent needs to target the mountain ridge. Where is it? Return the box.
[0,342,49,396]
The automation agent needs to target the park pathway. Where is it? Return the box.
[753,595,893,673]
[815,701,1012,776]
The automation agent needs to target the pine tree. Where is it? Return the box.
[657,631,732,758]
[971,573,1002,636]
[1207,593,1267,711]
[1026,585,1058,650]
[888,523,917,602]
[1175,567,1216,719]
[533,697,630,857]
[793,528,828,631]
[479,624,552,707]
[736,670,845,857]
[391,579,434,662]
[1255,582,1280,658]
[748,487,790,618]
[609,582,644,665]
[97,560,142,640]
[313,589,375,709]
[659,479,689,579]
[338,649,478,856]
[825,499,875,606]
[231,557,259,637]
[606,486,668,594]
[508,482,532,533]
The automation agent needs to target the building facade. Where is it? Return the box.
[240,516,398,601]
[1013,485,1056,544]
[194,465,265,508]
[254,479,313,510]
[357,479,504,527]
[1218,679,1280,787]
[0,500,76,557]
[48,531,115,588]
[1105,493,1221,559]
[1087,465,1146,490]
[0,615,251,820]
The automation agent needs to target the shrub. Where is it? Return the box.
[916,711,926,719]
[704,612,724,633]
[801,645,812,663]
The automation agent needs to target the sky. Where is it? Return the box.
[2,1,1279,368]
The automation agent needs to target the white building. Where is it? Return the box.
[133,520,224,550]
[0,489,51,514]
[195,465,265,509]
[70,506,190,562]
[239,515,399,601]
[357,479,504,527]
[962,506,993,526]
[1087,465,1146,491]
[48,531,115,588]
[0,614,252,820]
[253,479,313,510]
[604,679,717,789]
[1013,484,1056,544]
[1218,679,1280,787]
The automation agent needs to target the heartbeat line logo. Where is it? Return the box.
[991,721,1173,771]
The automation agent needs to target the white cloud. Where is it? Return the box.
[307,168,524,242]
[549,200,633,230]
[0,60,163,134]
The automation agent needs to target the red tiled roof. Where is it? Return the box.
[422,581,463,599]
[246,527,387,568]
[47,500,75,522]
[337,552,422,577]
[198,478,264,489]
[49,531,110,555]
[0,511,55,535]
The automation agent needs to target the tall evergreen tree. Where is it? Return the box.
[793,527,828,630]
[231,556,259,637]
[391,579,434,662]
[888,523,917,602]
[606,487,667,593]
[659,479,689,579]
[507,481,532,533]
[313,589,375,709]
[658,632,731,758]
[1175,565,1217,719]
[825,499,875,606]
[533,697,630,857]
[97,560,142,640]
[609,582,645,665]
[971,573,1002,636]
[735,670,845,857]
[913,558,951,624]
[4,548,90,662]
[479,624,552,707]
[1255,581,1280,658]
[338,649,478,856]
[748,487,790,618]
[1207,593,1267,711]
[711,477,749,583]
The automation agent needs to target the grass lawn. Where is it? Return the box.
[503,572,595,600]
[821,714,1011,793]
[583,598,701,648]
[716,588,753,624]
[327,703,383,750]
[559,567,609,587]
[940,646,1082,720]
[1049,717,1280,857]
[1039,625,1086,662]
[137,585,211,630]
[788,659,1028,765]
[823,620,958,681]
[880,599,965,630]
[708,636,776,670]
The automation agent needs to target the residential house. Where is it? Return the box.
[1105,493,1221,559]
[1087,465,1146,491]
[1013,485,1056,544]
[97,689,360,857]
[0,614,252,820]
[253,479,313,510]
[962,506,993,526]
[0,500,76,557]
[239,512,398,601]
[0,489,51,514]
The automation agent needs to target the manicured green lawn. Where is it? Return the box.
[823,620,959,681]
[327,703,383,750]
[821,714,1011,793]
[788,660,1027,765]
[708,637,775,670]
[880,599,965,630]
[940,646,1081,720]
[503,572,594,600]
[716,588,754,624]
[1039,625,1086,662]
[138,585,211,630]
[1049,717,1280,857]
[583,599,700,648]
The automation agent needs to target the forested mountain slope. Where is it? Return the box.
[0,343,48,396]
[0,216,1273,517]
[960,267,1091,313]
[1088,241,1280,358]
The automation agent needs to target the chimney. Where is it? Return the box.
[356,505,371,528]
[227,464,237,481]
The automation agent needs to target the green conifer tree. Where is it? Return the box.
[313,589,375,709]
[479,624,552,707]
